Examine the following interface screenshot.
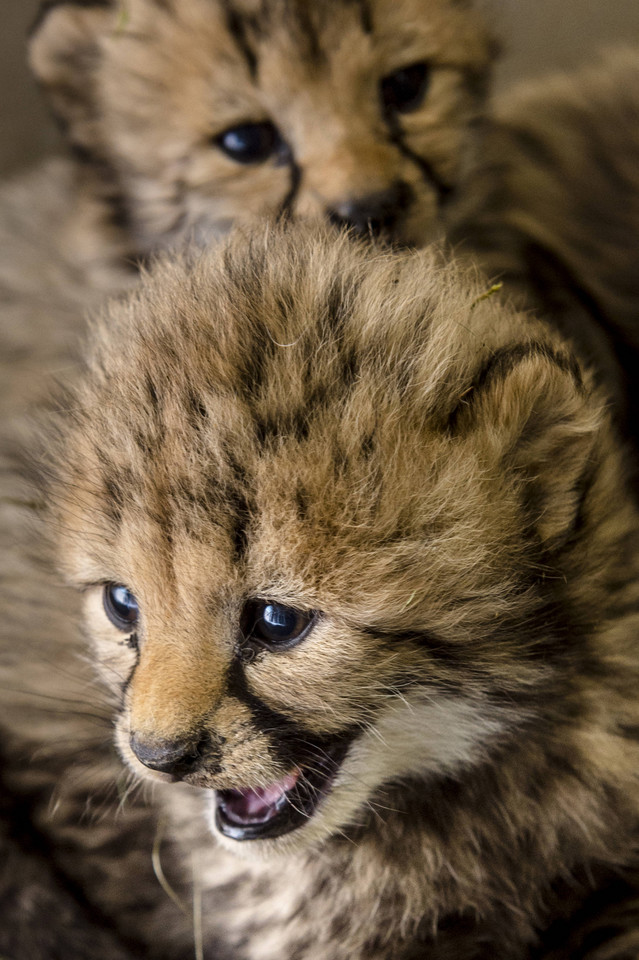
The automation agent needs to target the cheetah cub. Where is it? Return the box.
[45,223,639,959]
[1,0,495,414]
[29,0,495,257]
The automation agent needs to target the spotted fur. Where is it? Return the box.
[21,8,639,462]
[35,223,639,959]
[28,0,496,253]
[2,27,639,960]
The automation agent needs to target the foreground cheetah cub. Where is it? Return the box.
[43,224,639,959]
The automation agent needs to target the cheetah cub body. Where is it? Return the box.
[44,224,639,959]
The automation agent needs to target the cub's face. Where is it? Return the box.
[49,228,602,858]
[30,0,495,252]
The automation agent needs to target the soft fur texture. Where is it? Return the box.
[31,223,639,959]
[451,47,639,466]
[1,16,639,958]
[21,2,639,458]
[28,0,496,254]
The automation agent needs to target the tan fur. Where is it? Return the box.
[38,223,639,958]
[1,14,639,956]
[450,47,639,451]
[29,0,495,253]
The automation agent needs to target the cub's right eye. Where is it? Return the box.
[215,121,283,164]
[241,600,316,651]
[103,583,139,632]
[380,61,431,115]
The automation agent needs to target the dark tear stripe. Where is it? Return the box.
[382,112,454,208]
[30,0,112,36]
[225,658,358,769]
[119,640,140,709]
[220,0,258,78]
[277,156,303,220]
[445,340,584,434]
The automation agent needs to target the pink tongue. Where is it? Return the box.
[229,770,300,822]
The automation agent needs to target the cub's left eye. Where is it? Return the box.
[103,583,139,632]
[380,61,431,115]
[241,600,316,650]
[215,121,284,164]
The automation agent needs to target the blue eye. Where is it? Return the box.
[216,122,283,164]
[381,61,431,115]
[103,583,139,632]
[242,600,315,650]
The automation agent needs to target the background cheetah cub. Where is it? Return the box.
[44,223,639,959]
[29,0,496,257]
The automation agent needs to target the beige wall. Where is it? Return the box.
[1,0,638,176]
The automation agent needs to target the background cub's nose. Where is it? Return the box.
[130,733,203,777]
[327,181,413,237]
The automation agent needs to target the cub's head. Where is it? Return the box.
[30,0,496,253]
[47,225,617,858]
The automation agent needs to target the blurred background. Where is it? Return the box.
[1,0,639,177]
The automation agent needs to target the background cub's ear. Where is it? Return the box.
[29,2,116,155]
[457,342,602,548]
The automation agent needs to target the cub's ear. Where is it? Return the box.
[456,342,602,548]
[28,1,116,154]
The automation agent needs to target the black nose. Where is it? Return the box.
[328,181,413,237]
[130,733,204,777]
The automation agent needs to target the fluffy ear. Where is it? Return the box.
[458,343,602,548]
[28,1,116,154]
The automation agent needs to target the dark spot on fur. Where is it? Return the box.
[102,476,123,524]
[295,482,309,521]
[219,0,258,77]
[360,431,375,459]
[351,0,373,33]
[186,389,208,424]
[144,373,160,410]
[288,939,314,960]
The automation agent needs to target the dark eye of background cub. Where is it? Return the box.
[241,600,315,650]
[215,121,285,164]
[103,583,139,632]
[380,61,431,115]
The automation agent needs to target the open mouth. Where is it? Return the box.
[215,739,349,841]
